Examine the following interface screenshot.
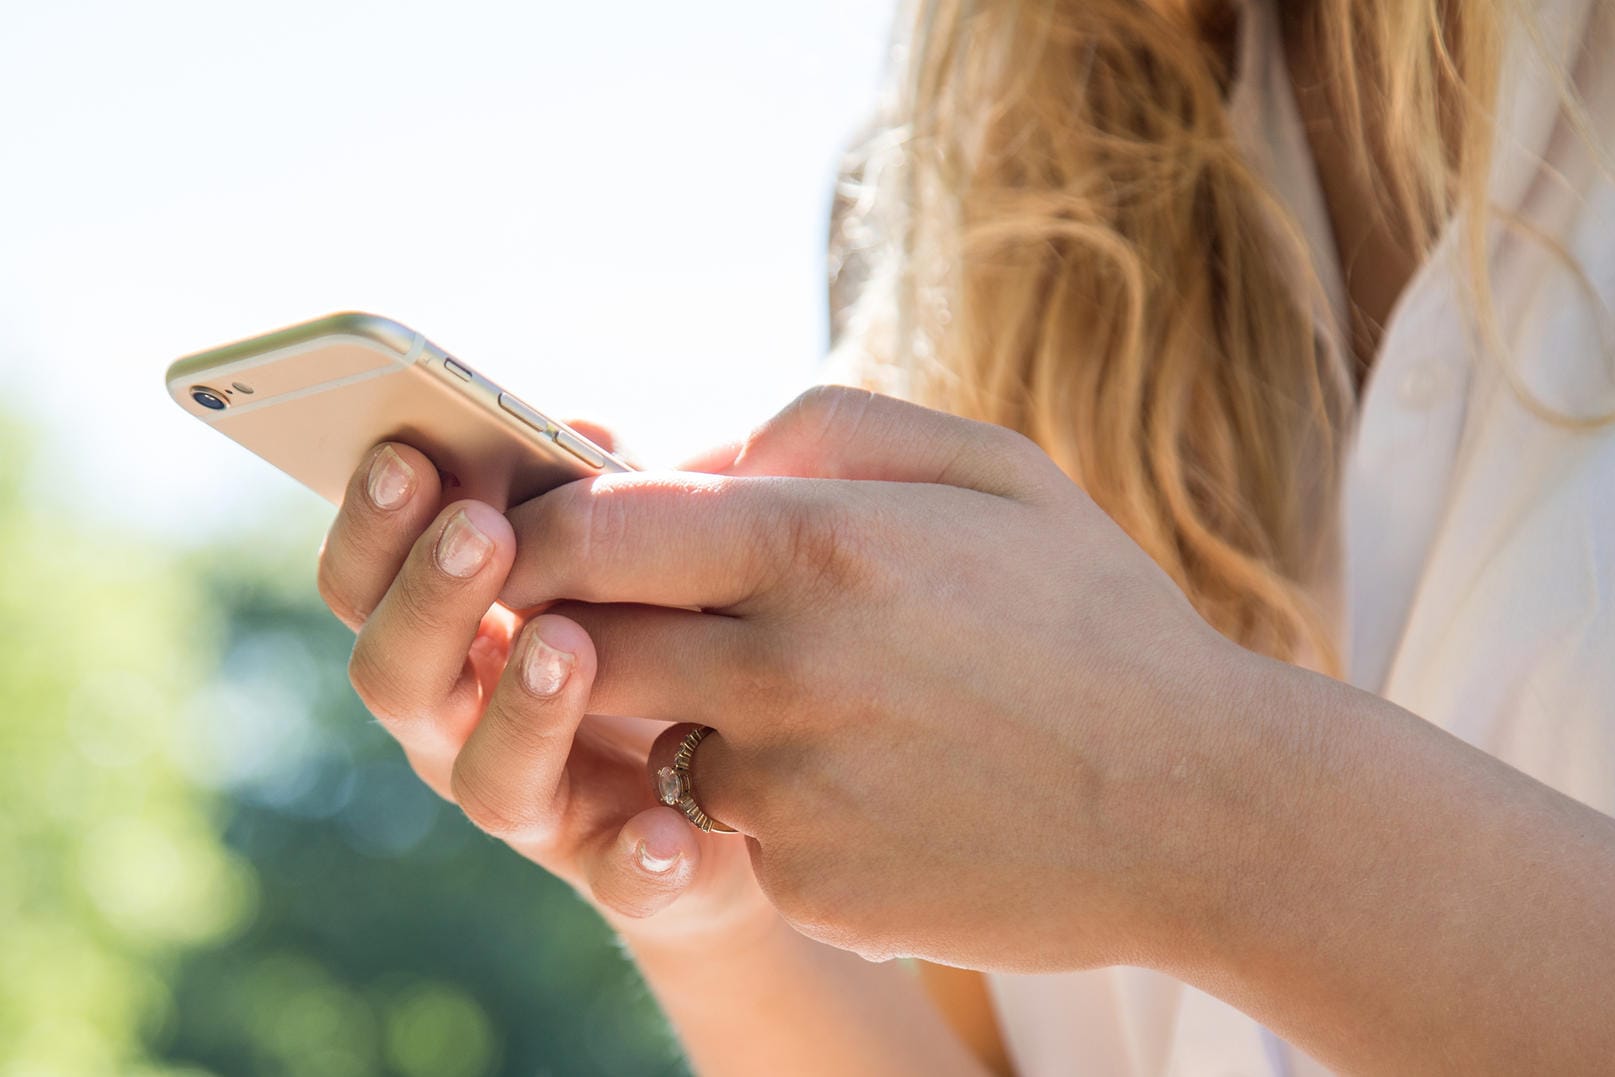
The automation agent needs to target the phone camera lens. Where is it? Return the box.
[191,387,228,411]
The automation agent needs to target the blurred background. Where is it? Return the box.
[0,3,891,1073]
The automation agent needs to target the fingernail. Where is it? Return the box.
[436,510,493,578]
[367,446,414,510]
[520,626,574,697]
[637,840,680,874]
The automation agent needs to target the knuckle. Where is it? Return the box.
[777,494,877,598]
[993,424,1041,461]
[737,385,871,468]
[766,863,868,953]
[784,384,871,449]
[388,565,452,635]
[402,751,455,802]
[787,913,857,952]
[485,698,564,760]
[315,535,383,627]
[317,510,409,616]
[749,851,798,913]
[795,383,864,424]
[516,483,609,601]
[732,634,813,722]
[789,383,845,423]
[576,485,630,586]
[450,760,552,844]
[346,641,414,729]
[1005,428,1053,472]
[758,856,833,935]
[315,562,365,626]
[991,425,1062,488]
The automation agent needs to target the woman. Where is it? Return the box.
[316,0,1615,1072]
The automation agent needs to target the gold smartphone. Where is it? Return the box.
[165,312,632,510]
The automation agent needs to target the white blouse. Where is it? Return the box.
[984,0,1615,1073]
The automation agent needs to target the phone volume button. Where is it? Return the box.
[444,357,474,381]
[498,392,553,437]
[554,428,606,469]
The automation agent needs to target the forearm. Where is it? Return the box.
[1174,648,1615,1073]
[624,906,990,1077]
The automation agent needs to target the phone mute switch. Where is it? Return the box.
[498,392,553,436]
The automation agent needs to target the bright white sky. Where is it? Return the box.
[0,1,893,542]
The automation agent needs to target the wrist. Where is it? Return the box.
[1111,633,1307,975]
[1139,639,1392,984]
[1125,638,1615,1073]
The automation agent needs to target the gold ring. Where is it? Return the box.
[655,726,739,834]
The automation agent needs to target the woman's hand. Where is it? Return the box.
[314,434,774,947]
[497,387,1260,972]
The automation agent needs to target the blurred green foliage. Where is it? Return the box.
[0,417,688,1076]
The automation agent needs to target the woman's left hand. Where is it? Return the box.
[499,386,1263,972]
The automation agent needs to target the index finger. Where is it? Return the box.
[500,472,812,615]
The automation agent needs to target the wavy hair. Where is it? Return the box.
[828,0,1536,670]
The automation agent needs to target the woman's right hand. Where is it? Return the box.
[314,439,775,947]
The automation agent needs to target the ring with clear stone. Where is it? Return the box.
[654,726,739,834]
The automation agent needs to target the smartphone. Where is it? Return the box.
[165,312,631,510]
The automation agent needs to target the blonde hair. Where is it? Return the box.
[830,0,1530,670]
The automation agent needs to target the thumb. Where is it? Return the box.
[681,385,1050,498]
